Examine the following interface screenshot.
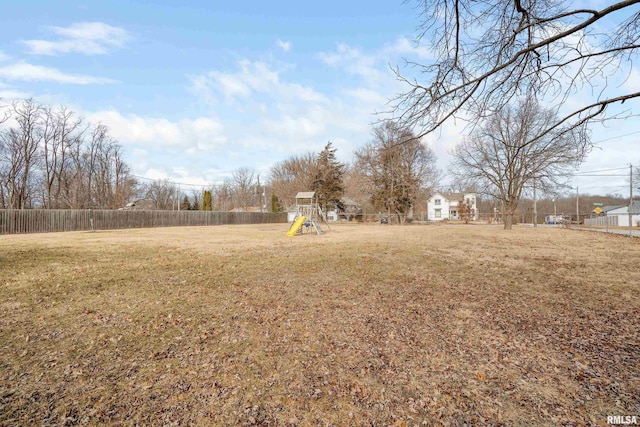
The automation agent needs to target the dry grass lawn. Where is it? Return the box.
[0,223,638,426]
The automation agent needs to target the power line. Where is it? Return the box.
[573,173,628,177]
[132,174,211,188]
[581,185,628,191]
[572,166,630,174]
[591,130,640,144]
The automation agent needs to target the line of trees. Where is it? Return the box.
[268,127,440,223]
[136,127,441,218]
[138,171,268,212]
[0,99,137,209]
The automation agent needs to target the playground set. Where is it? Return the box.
[287,191,331,236]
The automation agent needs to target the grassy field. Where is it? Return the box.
[1,223,638,426]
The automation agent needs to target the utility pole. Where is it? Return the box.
[533,178,537,228]
[257,174,262,213]
[576,186,579,225]
[630,165,633,237]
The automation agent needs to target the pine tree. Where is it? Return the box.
[191,194,201,211]
[313,142,345,212]
[180,195,192,211]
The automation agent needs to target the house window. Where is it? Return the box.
[435,199,441,206]
[435,209,441,218]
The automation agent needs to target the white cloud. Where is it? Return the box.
[276,39,292,52]
[22,22,129,56]
[0,62,116,84]
[317,38,435,90]
[262,114,325,139]
[191,59,327,104]
[317,43,358,66]
[343,87,388,106]
[0,50,9,62]
[186,56,394,164]
[318,43,389,87]
[383,36,434,60]
[620,67,640,93]
[86,109,226,153]
[0,85,29,100]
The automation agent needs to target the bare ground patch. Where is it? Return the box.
[0,223,638,426]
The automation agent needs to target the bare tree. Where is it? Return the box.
[0,101,9,207]
[343,164,375,214]
[268,153,317,210]
[393,0,640,145]
[144,179,177,210]
[452,97,590,229]
[41,105,85,208]
[112,146,137,208]
[0,100,137,210]
[355,122,439,223]
[67,123,136,209]
[212,182,233,211]
[231,167,256,210]
[0,99,42,209]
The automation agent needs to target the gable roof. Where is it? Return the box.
[430,192,473,202]
[296,191,316,199]
[607,201,640,213]
[601,205,625,212]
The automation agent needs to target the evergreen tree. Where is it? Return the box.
[180,195,192,211]
[202,190,212,211]
[271,194,281,212]
[191,193,201,211]
[313,142,345,212]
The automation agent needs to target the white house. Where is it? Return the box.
[427,192,478,221]
[603,201,640,227]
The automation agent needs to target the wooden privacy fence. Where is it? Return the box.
[0,209,287,235]
[584,216,618,227]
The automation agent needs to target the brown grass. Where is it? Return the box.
[1,223,638,426]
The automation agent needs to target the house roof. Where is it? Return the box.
[430,192,474,202]
[296,191,315,199]
[602,200,640,215]
[604,201,640,214]
[601,205,625,212]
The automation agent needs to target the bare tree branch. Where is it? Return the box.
[392,0,640,142]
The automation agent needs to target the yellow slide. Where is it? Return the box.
[287,216,306,236]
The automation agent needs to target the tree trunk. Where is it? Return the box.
[503,212,513,230]
[503,204,516,230]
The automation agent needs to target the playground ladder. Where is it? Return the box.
[311,219,324,235]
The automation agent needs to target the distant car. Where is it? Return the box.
[380,216,388,224]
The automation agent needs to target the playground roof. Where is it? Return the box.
[296,192,316,199]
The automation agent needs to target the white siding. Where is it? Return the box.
[606,206,640,227]
[427,192,478,221]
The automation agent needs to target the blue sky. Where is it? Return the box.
[0,1,637,197]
